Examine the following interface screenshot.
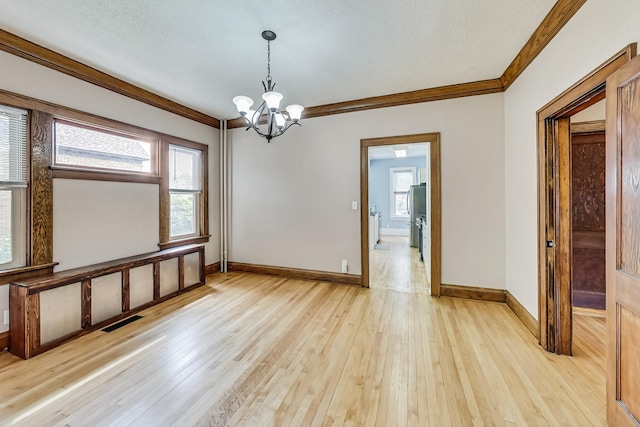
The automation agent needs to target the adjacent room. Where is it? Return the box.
[0,0,639,425]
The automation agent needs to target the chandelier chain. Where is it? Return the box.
[266,40,271,82]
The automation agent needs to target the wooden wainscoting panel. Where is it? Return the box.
[501,0,588,89]
[0,29,219,127]
[506,291,539,339]
[228,262,362,286]
[40,282,82,345]
[440,284,507,303]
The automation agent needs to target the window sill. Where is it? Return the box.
[0,262,58,284]
[158,235,210,250]
[50,166,162,184]
[389,216,410,221]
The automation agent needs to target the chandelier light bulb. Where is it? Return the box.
[274,112,286,128]
[286,104,304,122]
[233,96,253,115]
[262,91,283,111]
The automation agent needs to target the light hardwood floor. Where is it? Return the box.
[369,235,429,294]
[0,256,605,426]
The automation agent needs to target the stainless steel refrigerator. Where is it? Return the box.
[409,185,426,247]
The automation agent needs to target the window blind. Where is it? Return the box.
[0,105,28,188]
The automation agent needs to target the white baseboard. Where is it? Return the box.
[381,228,409,237]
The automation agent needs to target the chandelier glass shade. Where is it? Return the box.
[233,30,304,142]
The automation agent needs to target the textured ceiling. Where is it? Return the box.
[0,0,557,120]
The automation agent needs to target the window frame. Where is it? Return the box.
[159,138,209,249]
[51,118,161,184]
[0,104,29,270]
[168,144,202,240]
[389,166,416,220]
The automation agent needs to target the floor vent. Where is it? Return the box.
[102,315,143,332]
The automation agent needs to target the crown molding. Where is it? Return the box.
[1,0,587,127]
[0,29,220,128]
[227,78,504,129]
[500,0,588,90]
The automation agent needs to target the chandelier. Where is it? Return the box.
[232,30,304,142]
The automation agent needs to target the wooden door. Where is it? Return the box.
[606,53,640,426]
[571,131,606,309]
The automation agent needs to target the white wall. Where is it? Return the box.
[504,0,640,318]
[229,93,506,289]
[0,51,220,333]
[52,180,159,271]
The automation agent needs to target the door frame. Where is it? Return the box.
[537,44,636,354]
[360,133,441,295]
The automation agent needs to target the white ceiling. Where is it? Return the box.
[0,1,557,120]
[369,144,427,160]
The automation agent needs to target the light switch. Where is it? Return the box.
[352,201,358,210]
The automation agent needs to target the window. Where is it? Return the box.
[0,105,28,269]
[54,120,154,175]
[390,167,416,218]
[169,145,202,239]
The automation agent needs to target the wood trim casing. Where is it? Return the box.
[360,133,442,296]
[205,262,221,275]
[571,120,606,134]
[50,166,162,184]
[506,291,539,339]
[500,0,588,90]
[227,262,361,286]
[438,285,539,340]
[0,29,220,128]
[0,88,207,149]
[0,331,8,351]
[30,110,54,266]
[536,43,636,354]
[440,284,507,303]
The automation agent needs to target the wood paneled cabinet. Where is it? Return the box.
[9,245,205,359]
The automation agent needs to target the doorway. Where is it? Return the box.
[360,133,441,296]
[367,143,427,292]
[537,44,635,355]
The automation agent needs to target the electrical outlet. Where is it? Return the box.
[341,259,348,273]
[3,310,8,326]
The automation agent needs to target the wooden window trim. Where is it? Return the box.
[52,118,160,179]
[50,166,162,184]
[0,87,211,269]
[0,262,58,283]
[160,139,209,246]
[158,235,210,250]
